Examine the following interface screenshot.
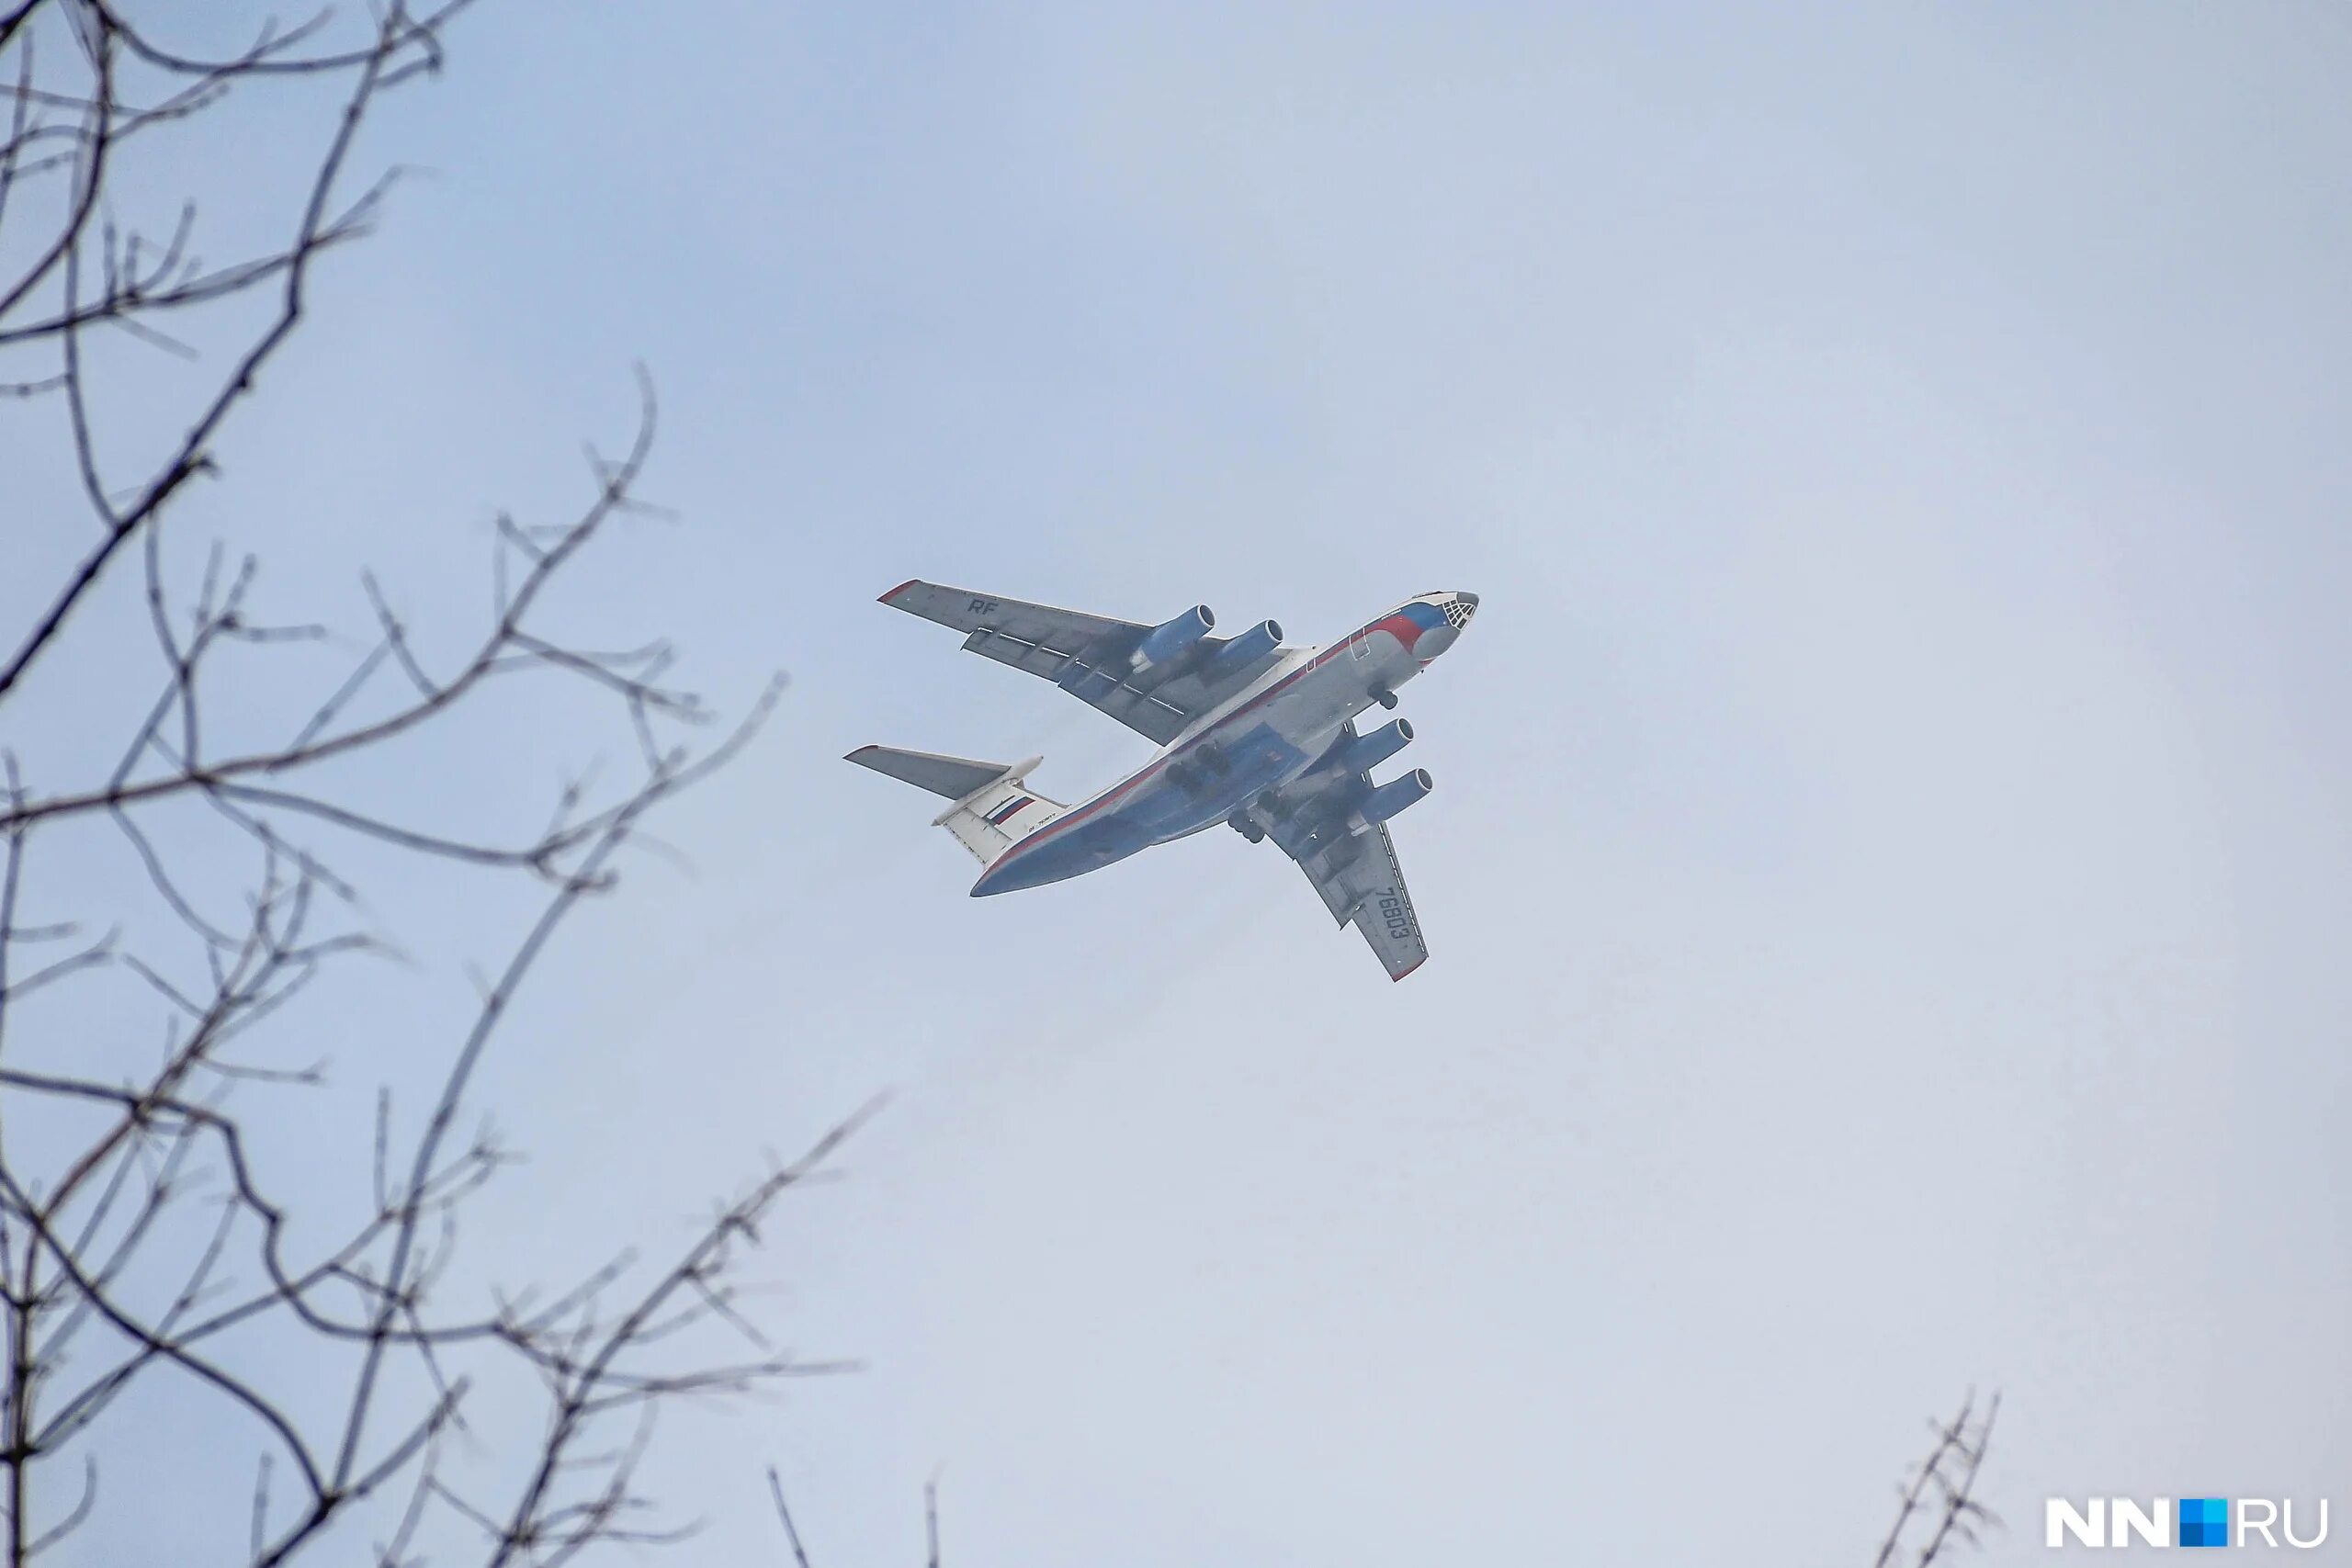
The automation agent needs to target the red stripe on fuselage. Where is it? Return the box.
[984,624,1397,876]
[1369,612,1429,652]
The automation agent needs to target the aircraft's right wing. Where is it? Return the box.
[1257,728,1430,981]
[878,581,1287,746]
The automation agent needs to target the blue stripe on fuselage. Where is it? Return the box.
[974,722,1307,893]
[970,604,1433,896]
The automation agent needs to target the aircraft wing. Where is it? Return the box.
[878,580,1284,746]
[1259,728,1430,981]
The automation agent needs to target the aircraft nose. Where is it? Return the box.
[1435,591,1478,633]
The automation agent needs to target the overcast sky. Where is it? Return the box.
[7,4,2350,1562]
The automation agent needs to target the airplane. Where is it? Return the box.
[847,582,1480,980]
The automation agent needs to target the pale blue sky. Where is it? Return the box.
[6,4,2349,1562]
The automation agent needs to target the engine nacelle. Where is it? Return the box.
[1197,618,1283,683]
[1358,768,1432,827]
[1340,718,1414,774]
[1129,605,1216,687]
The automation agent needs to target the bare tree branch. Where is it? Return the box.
[0,6,836,1564]
[1871,1391,2000,1568]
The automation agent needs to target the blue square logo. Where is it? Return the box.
[2179,1497,2230,1548]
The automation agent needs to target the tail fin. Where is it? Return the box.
[844,745,1067,868]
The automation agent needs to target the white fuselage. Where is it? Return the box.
[971,593,1472,894]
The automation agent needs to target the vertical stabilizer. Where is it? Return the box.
[844,746,1066,868]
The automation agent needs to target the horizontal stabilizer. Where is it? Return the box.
[847,744,1069,870]
[845,745,1012,801]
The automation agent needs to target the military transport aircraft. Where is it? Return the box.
[847,581,1480,980]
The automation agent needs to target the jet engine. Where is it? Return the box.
[1129,605,1216,688]
[1358,768,1433,827]
[1340,718,1414,774]
[1197,618,1283,683]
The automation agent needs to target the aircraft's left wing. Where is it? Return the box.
[878,581,1285,746]
[1307,819,1429,981]
[1257,729,1430,981]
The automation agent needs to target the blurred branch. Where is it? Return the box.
[766,1466,942,1568]
[1871,1391,1999,1568]
[0,5,828,1564]
[0,2,451,703]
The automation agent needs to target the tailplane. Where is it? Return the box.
[844,745,1066,867]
